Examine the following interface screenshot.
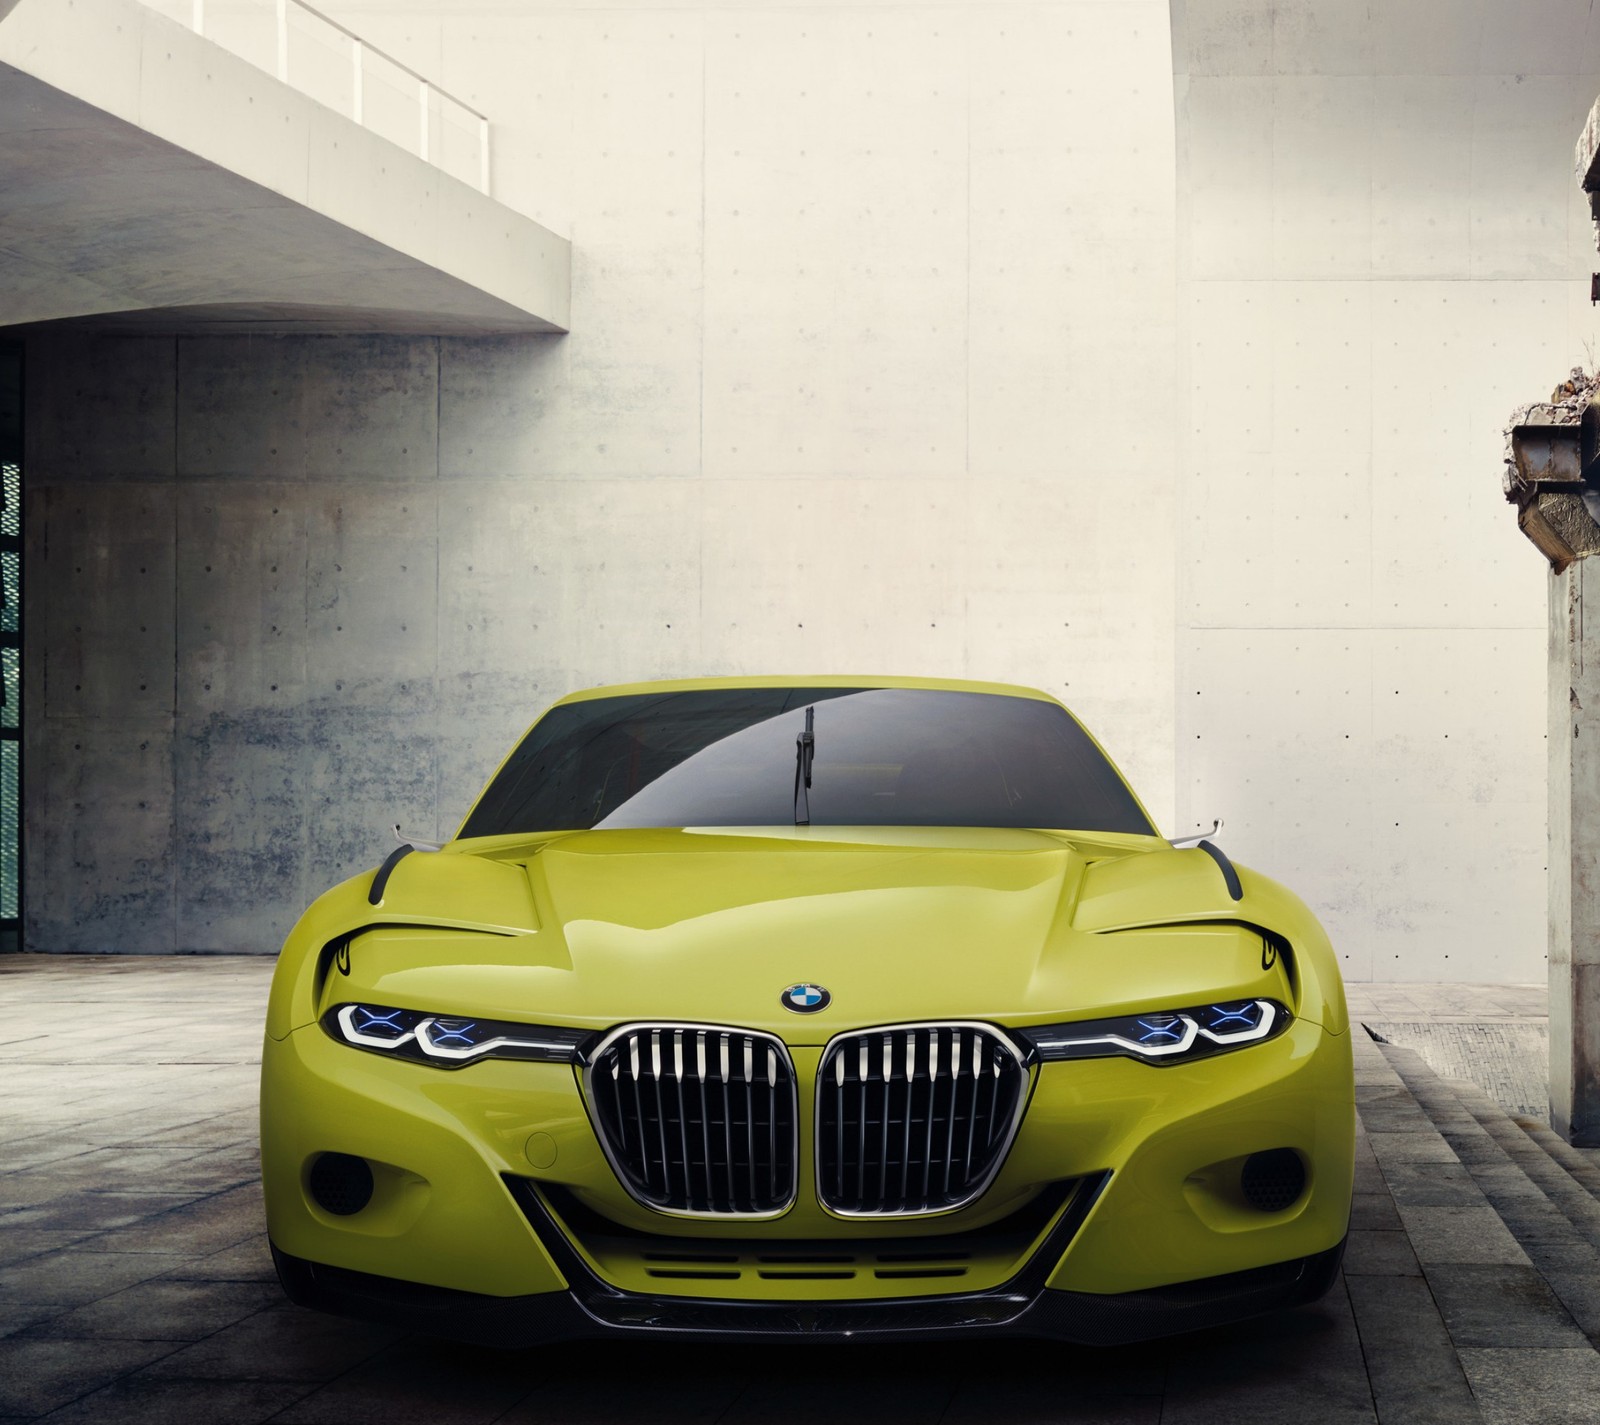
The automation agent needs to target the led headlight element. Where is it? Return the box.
[325,1003,588,1068]
[1019,998,1288,1065]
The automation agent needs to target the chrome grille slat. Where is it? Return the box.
[586,1023,798,1218]
[815,1022,1028,1217]
[961,1033,981,1185]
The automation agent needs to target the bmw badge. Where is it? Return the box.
[780,983,831,1014]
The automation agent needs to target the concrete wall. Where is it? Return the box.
[0,0,569,331]
[1172,0,1600,982]
[24,0,1180,953]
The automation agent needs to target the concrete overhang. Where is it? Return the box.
[0,0,569,334]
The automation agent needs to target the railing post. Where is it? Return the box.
[276,0,289,83]
[479,117,490,195]
[418,79,430,162]
[191,0,204,35]
[351,38,363,125]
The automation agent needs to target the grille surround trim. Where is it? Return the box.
[813,1020,1032,1220]
[582,1021,800,1221]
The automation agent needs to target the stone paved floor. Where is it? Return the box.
[1347,982,1550,1122]
[0,958,1585,1423]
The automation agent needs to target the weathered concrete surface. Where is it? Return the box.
[23,316,1182,952]
[1549,558,1600,1146]
[21,0,1181,955]
[1171,0,1587,983]
[0,0,568,332]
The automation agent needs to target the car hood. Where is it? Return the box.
[321,826,1300,1041]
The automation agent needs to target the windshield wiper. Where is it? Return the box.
[794,705,815,826]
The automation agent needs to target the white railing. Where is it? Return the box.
[182,0,491,195]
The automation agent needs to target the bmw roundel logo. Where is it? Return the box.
[780,982,831,1014]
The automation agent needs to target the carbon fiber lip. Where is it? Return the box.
[271,1184,1346,1348]
[505,1172,1106,1336]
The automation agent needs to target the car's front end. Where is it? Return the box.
[261,678,1354,1346]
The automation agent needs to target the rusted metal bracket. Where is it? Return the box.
[1506,399,1600,571]
[1507,404,1600,494]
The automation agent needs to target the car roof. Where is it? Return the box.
[553,675,1059,705]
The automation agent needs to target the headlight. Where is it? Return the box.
[323,1003,588,1068]
[1017,998,1289,1065]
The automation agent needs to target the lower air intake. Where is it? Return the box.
[308,1152,373,1216]
[816,1023,1029,1216]
[585,1024,798,1218]
[1240,1149,1306,1213]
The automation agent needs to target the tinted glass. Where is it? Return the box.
[459,688,1154,838]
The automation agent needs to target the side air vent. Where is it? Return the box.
[585,1024,798,1219]
[816,1022,1029,1217]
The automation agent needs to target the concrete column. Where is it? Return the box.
[1550,559,1600,1144]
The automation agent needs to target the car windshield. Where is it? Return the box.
[458,687,1154,838]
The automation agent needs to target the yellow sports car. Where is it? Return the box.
[261,676,1353,1345]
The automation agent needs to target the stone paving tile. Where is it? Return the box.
[1159,1288,1376,1424]
[0,1302,66,1343]
[1348,1193,1402,1231]
[0,1231,94,1271]
[1517,1118,1600,1194]
[0,1140,113,1173]
[145,1146,263,1195]
[1379,1162,1490,1209]
[1351,1099,1437,1127]
[1353,1066,1400,1087]
[269,1337,545,1424]
[22,1277,283,1341]
[1491,1193,1597,1248]
[1425,1264,1591,1349]
[79,1183,265,1256]
[940,1384,1162,1425]
[490,1356,743,1425]
[1463,1160,1558,1201]
[159,1236,278,1283]
[1395,1203,1530,1267]
[0,1337,177,1416]
[0,1191,205,1234]
[0,1248,192,1308]
[80,1117,256,1151]
[705,1344,958,1425]
[73,1114,224,1147]
[1366,1022,1549,1120]
[1455,1346,1600,1425]
[1344,1274,1483,1425]
[1541,1268,1600,1345]
[1341,1229,1421,1277]
[32,1377,308,1425]
[11,1147,219,1195]
[139,1304,398,1382]
[1352,1166,1386,1201]
[1364,1130,1461,1164]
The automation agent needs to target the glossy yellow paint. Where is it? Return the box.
[261,676,1354,1308]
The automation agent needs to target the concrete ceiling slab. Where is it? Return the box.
[0,0,570,334]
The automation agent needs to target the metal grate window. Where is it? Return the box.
[0,347,19,948]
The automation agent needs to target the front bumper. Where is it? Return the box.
[273,1173,1346,1347]
[261,1012,1354,1340]
[271,1221,1347,1348]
